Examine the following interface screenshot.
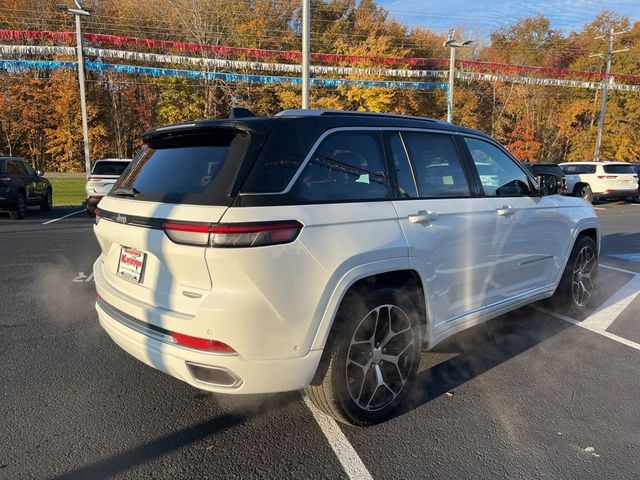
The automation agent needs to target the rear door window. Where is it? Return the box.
[291,131,390,202]
[93,161,130,176]
[403,132,471,198]
[603,164,636,174]
[112,129,251,206]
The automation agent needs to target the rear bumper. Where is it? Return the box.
[93,256,323,394]
[97,301,322,394]
[0,191,17,209]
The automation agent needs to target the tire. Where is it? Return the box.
[305,285,422,426]
[9,192,27,220]
[40,188,52,211]
[552,235,598,316]
[577,185,593,203]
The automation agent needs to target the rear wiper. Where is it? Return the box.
[111,187,139,197]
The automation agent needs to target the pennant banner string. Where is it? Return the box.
[1,29,639,84]
[0,59,449,89]
[1,46,638,91]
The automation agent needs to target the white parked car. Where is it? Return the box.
[85,158,131,215]
[93,110,600,426]
[559,161,639,202]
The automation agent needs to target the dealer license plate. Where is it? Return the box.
[117,247,146,284]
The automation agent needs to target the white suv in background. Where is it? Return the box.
[93,110,600,426]
[560,161,639,202]
[85,158,131,215]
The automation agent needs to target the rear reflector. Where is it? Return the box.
[598,175,617,179]
[171,332,237,354]
[162,220,303,248]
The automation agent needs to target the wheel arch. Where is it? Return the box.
[552,223,600,290]
[310,264,428,353]
[572,182,590,196]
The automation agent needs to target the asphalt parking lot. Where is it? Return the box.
[1,202,639,479]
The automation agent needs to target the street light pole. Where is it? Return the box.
[447,43,455,123]
[61,1,91,177]
[444,29,473,124]
[301,0,310,109]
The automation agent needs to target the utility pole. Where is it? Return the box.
[591,27,628,162]
[60,1,92,177]
[443,29,473,124]
[301,0,310,109]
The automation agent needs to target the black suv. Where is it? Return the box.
[0,157,52,219]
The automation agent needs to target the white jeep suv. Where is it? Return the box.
[560,161,639,202]
[93,109,600,426]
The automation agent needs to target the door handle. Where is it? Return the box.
[496,205,516,217]
[408,210,438,224]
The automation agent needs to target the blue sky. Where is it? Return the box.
[377,0,640,39]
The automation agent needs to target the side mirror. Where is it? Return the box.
[36,170,44,177]
[536,174,560,196]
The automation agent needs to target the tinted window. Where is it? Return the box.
[603,164,636,174]
[464,137,532,196]
[530,164,564,177]
[7,160,27,175]
[93,161,130,176]
[6,161,19,174]
[291,131,389,202]
[112,129,250,206]
[387,132,417,198]
[403,132,470,197]
[562,164,597,174]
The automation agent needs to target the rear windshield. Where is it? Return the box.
[111,129,251,206]
[561,164,596,174]
[603,164,636,174]
[92,161,130,176]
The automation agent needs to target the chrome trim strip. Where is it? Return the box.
[97,297,175,345]
[445,285,554,324]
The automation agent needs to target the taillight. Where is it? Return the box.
[597,175,617,179]
[162,220,303,248]
[0,176,10,181]
[94,207,102,225]
[161,222,211,246]
[171,332,237,354]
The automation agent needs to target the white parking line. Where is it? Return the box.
[533,263,640,351]
[42,209,84,225]
[303,395,373,480]
[600,263,640,276]
[534,305,640,351]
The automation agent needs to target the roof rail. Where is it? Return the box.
[276,108,443,123]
